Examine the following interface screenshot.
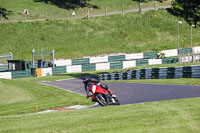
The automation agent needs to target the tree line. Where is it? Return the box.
[172,0,200,27]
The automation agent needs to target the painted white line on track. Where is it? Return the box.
[40,78,76,83]
[37,103,98,114]
[56,78,76,82]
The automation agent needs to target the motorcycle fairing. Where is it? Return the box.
[90,85,108,95]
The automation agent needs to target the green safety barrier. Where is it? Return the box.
[82,64,96,72]
[178,48,192,55]
[110,62,123,69]
[143,51,157,59]
[162,58,178,64]
[72,58,90,65]
[11,70,31,79]
[136,59,148,66]
[108,55,126,62]
[52,66,66,75]
[31,68,37,77]
[0,65,8,72]
[44,62,49,68]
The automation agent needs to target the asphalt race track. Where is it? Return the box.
[40,79,200,105]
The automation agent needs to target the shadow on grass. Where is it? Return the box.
[0,7,12,19]
[33,0,99,10]
[132,0,163,3]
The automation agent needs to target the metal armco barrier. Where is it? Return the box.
[100,65,200,80]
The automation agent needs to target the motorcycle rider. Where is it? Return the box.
[83,77,98,98]
[83,77,112,99]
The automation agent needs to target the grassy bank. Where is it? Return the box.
[0,78,92,116]
[1,0,170,20]
[0,10,200,60]
[1,68,200,132]
[1,97,200,133]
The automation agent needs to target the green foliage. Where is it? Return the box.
[0,6,12,19]
[33,0,92,9]
[172,0,200,26]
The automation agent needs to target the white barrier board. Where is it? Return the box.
[123,60,136,69]
[90,56,108,64]
[148,59,162,65]
[96,63,110,71]
[42,68,53,76]
[193,46,200,54]
[67,65,82,73]
[0,72,12,79]
[161,49,178,57]
[125,53,143,60]
[54,59,72,66]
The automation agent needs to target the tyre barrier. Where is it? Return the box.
[100,65,200,80]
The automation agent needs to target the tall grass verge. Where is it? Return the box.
[0,10,200,60]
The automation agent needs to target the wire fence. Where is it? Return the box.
[179,52,200,63]
[0,2,171,23]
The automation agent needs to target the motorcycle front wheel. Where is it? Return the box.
[95,93,108,106]
[112,96,120,105]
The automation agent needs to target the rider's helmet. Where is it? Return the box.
[83,76,101,85]
[83,77,89,84]
[101,83,108,90]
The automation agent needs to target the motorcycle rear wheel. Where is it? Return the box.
[95,93,108,106]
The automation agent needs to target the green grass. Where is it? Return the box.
[0,78,92,116]
[1,97,200,133]
[0,0,170,20]
[1,68,200,132]
[0,10,200,60]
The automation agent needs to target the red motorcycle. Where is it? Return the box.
[83,77,120,106]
